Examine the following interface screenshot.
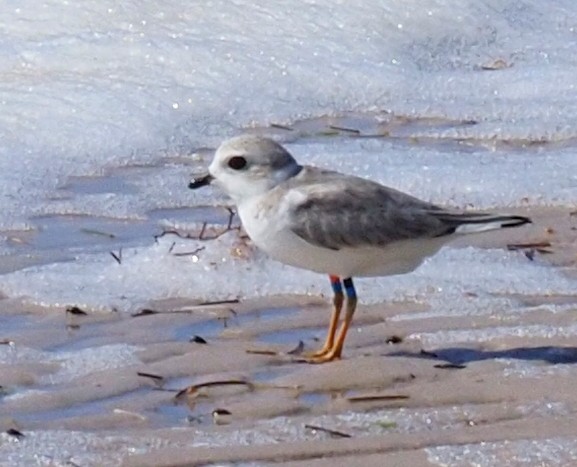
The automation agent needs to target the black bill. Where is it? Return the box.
[189,173,214,189]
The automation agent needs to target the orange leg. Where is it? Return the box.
[305,279,343,358]
[305,277,357,364]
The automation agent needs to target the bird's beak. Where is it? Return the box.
[189,173,214,189]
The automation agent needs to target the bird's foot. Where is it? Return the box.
[299,346,342,364]
[302,345,331,359]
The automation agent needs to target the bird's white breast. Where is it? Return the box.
[236,192,448,278]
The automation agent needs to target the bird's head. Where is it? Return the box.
[189,135,301,203]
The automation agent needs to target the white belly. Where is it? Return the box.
[238,197,449,278]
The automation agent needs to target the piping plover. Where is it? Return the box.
[189,135,531,363]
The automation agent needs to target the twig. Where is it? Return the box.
[172,246,206,257]
[137,371,164,382]
[434,363,467,369]
[507,241,552,251]
[131,309,159,317]
[155,222,240,243]
[131,304,237,317]
[110,248,122,264]
[270,123,295,131]
[198,222,208,240]
[304,424,352,438]
[245,349,279,356]
[225,207,236,230]
[154,207,240,243]
[328,125,361,134]
[80,228,115,238]
[175,379,254,399]
[198,299,239,306]
[347,394,409,403]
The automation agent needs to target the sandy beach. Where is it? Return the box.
[1,205,576,466]
[2,1,577,465]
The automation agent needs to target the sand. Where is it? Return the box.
[1,207,577,466]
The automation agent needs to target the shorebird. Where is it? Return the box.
[189,135,531,363]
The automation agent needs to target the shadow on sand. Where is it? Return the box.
[391,346,577,366]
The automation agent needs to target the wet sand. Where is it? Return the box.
[1,206,577,466]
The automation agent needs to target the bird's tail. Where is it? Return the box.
[433,212,531,235]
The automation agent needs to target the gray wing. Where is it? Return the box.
[287,169,453,250]
[287,168,529,250]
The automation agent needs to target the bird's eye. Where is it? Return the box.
[227,156,247,170]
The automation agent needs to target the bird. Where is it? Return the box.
[189,135,531,363]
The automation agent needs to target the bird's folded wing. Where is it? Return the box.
[288,181,451,251]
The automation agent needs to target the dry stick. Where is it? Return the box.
[304,424,352,438]
[137,371,164,382]
[131,302,238,318]
[328,125,361,134]
[156,223,239,243]
[110,248,122,264]
[155,207,240,244]
[175,380,254,399]
[131,309,159,317]
[80,228,116,238]
[270,123,295,131]
[507,241,552,251]
[131,305,236,318]
[226,207,235,228]
[347,394,410,403]
[172,246,206,257]
[198,299,239,307]
[434,363,467,370]
[198,222,208,240]
[507,241,553,262]
[245,349,279,356]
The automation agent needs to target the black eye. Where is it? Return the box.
[227,156,247,170]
